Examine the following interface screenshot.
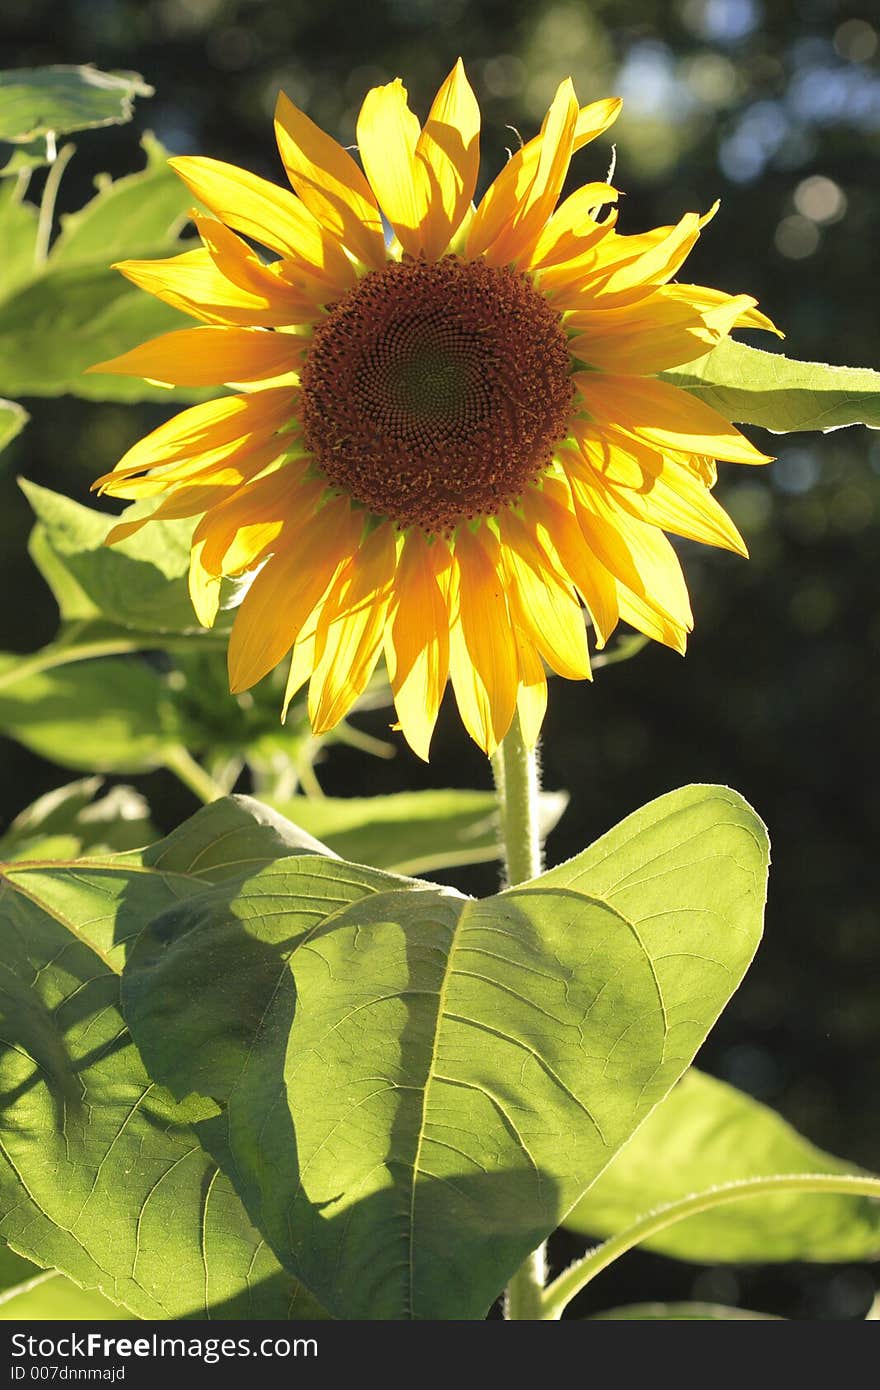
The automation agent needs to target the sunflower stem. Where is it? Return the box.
[492,714,548,1320]
[491,713,542,889]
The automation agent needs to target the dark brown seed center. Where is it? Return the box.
[299,255,573,531]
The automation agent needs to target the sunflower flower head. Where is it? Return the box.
[90,61,778,759]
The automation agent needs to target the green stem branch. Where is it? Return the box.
[162,746,227,805]
[542,1173,880,1319]
[0,638,149,693]
[34,141,75,266]
[492,715,548,1319]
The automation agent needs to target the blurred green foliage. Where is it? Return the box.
[0,0,878,1319]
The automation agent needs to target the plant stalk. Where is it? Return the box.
[492,714,549,1320]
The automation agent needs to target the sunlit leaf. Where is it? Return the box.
[267,788,568,875]
[0,66,153,142]
[0,798,332,1319]
[0,137,210,403]
[0,1271,133,1321]
[0,178,39,300]
[0,138,50,178]
[122,785,768,1320]
[0,777,155,861]
[50,134,191,267]
[22,480,213,634]
[565,1068,880,1263]
[0,398,27,458]
[0,650,188,773]
[666,339,880,433]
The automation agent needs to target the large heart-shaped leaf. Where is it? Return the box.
[565,1068,880,1263]
[122,785,768,1320]
[0,798,331,1318]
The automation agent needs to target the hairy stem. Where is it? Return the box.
[492,714,548,1319]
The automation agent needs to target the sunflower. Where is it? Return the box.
[91,61,778,759]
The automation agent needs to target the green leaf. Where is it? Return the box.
[0,138,51,178]
[0,398,27,457]
[122,784,768,1320]
[0,66,153,142]
[565,1068,880,1263]
[0,136,210,404]
[0,178,39,300]
[22,480,210,634]
[588,1302,780,1320]
[0,257,204,402]
[0,800,332,1319]
[665,339,880,433]
[0,778,156,861]
[50,134,190,267]
[0,1271,133,1321]
[267,788,568,875]
[0,652,185,772]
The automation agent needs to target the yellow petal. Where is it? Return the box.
[169,155,356,290]
[97,388,294,488]
[385,529,451,761]
[414,59,481,260]
[568,437,748,557]
[522,481,619,648]
[88,326,304,387]
[498,509,590,680]
[568,291,760,375]
[274,90,385,269]
[481,79,579,266]
[191,213,321,322]
[616,583,688,654]
[660,282,783,338]
[575,370,772,465]
[189,537,221,628]
[227,496,360,692]
[561,209,716,311]
[282,626,317,720]
[528,182,619,269]
[309,523,397,734]
[468,96,621,260]
[105,472,258,544]
[567,471,694,631]
[96,433,289,499]
[356,78,428,258]
[514,633,549,749]
[194,466,322,577]
[114,248,303,328]
[448,525,517,756]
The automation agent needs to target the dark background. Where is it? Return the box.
[1,0,878,1319]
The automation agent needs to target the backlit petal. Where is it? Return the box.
[169,156,356,290]
[414,59,481,259]
[227,496,360,692]
[448,525,517,756]
[357,78,427,258]
[88,326,304,386]
[386,529,451,761]
[576,371,772,464]
[274,90,385,268]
